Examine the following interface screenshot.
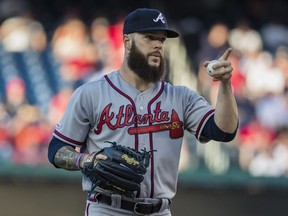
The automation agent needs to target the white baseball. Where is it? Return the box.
[207,60,220,75]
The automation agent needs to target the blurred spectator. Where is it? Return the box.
[0,103,13,164]
[197,22,230,63]
[260,20,288,55]
[108,16,125,70]
[274,46,288,91]
[272,127,288,175]
[87,16,125,81]
[255,94,288,130]
[47,87,73,126]
[0,15,47,52]
[90,17,112,73]
[248,144,284,177]
[51,18,98,85]
[229,23,262,58]
[1,77,51,165]
[248,127,288,177]
[244,51,285,99]
[238,119,276,171]
[4,77,27,118]
[230,24,285,99]
[11,104,51,165]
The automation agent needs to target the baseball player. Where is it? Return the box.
[48,8,238,216]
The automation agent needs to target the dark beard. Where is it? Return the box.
[127,41,165,82]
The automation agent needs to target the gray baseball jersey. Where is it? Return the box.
[53,71,215,199]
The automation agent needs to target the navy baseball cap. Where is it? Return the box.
[123,8,179,38]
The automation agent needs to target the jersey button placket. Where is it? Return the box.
[137,94,146,148]
[141,138,146,149]
[138,95,144,113]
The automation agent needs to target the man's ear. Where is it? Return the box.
[123,34,132,49]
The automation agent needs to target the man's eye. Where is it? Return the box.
[145,35,166,42]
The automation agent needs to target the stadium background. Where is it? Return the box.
[1,0,288,215]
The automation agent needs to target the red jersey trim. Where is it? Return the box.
[54,130,84,146]
[195,109,215,140]
[104,74,139,150]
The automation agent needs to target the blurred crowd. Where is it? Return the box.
[193,20,288,177]
[0,0,288,179]
[0,6,125,166]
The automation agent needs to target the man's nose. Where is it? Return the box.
[153,40,164,49]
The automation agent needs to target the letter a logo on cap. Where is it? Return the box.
[153,13,165,24]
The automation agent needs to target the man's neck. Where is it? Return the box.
[119,65,154,92]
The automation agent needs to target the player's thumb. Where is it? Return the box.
[96,154,108,160]
[219,47,232,61]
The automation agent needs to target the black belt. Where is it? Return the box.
[96,194,162,215]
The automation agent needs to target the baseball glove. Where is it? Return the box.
[81,141,151,197]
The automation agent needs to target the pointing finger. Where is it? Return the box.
[219,47,232,61]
